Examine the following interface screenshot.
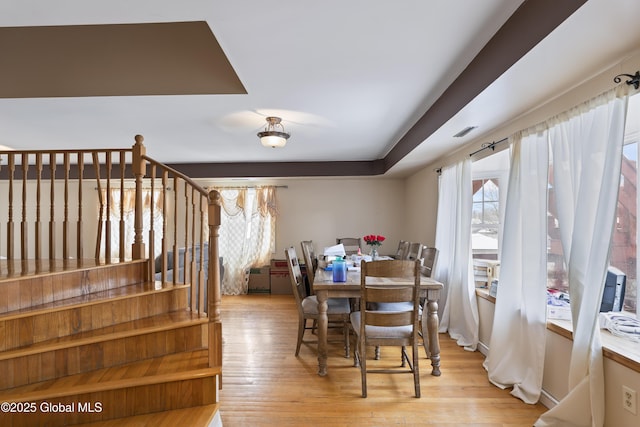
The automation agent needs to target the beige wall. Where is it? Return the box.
[195,177,408,261]
[404,166,438,247]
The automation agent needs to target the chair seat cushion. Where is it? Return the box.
[302,295,350,315]
[350,311,413,339]
[368,302,423,316]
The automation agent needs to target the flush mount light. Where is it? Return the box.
[258,116,290,148]
[453,126,477,138]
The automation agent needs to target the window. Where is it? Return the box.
[472,178,500,260]
[471,150,509,261]
[547,94,639,315]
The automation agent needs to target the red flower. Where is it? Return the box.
[363,234,385,246]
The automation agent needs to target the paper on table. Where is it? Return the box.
[323,243,346,257]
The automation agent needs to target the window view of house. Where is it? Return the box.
[472,177,500,260]
[547,94,639,314]
[471,149,509,264]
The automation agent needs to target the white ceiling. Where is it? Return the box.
[0,0,639,178]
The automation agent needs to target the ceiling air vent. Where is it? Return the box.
[453,126,477,138]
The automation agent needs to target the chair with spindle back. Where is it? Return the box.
[336,237,361,255]
[393,240,410,260]
[350,259,422,397]
[285,247,351,357]
[406,242,425,261]
[300,240,317,291]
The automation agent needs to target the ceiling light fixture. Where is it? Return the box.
[258,116,290,148]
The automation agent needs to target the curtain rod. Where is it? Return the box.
[210,185,288,190]
[434,137,509,174]
[469,137,508,157]
[614,70,640,89]
[95,186,172,190]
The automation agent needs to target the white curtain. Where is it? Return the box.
[536,87,628,427]
[434,158,478,350]
[484,127,549,403]
[215,187,277,295]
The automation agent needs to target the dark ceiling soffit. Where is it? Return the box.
[0,21,246,98]
[383,0,587,171]
[165,160,386,178]
[0,159,384,180]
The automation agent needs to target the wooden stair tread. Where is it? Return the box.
[0,310,208,361]
[76,404,220,427]
[0,281,188,321]
[0,259,145,282]
[0,349,220,402]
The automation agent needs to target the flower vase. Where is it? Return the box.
[370,247,379,260]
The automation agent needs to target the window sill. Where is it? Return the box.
[475,288,640,373]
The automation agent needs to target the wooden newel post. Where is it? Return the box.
[207,190,223,370]
[131,135,147,260]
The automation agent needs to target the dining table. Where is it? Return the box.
[313,265,444,377]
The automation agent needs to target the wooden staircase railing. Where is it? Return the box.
[0,135,222,371]
[133,135,222,369]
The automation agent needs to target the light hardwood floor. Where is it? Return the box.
[219,294,547,426]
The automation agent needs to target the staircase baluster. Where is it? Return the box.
[131,135,146,260]
[208,189,222,369]
[77,151,84,259]
[161,169,169,283]
[198,193,206,314]
[7,153,15,260]
[105,151,112,263]
[93,152,104,260]
[35,153,42,260]
[49,153,56,259]
[63,152,70,259]
[119,151,126,262]
[172,175,178,284]
[148,163,157,281]
[21,153,29,259]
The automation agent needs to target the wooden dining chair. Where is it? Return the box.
[420,247,439,278]
[336,237,361,255]
[350,259,422,398]
[285,247,351,357]
[393,240,410,259]
[300,240,317,290]
[406,242,425,261]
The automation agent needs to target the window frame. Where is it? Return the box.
[471,167,508,260]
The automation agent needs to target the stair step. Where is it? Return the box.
[0,281,190,351]
[0,350,220,427]
[0,310,209,389]
[0,280,187,321]
[0,259,147,314]
[76,404,220,427]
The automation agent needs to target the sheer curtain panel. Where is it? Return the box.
[536,86,629,427]
[215,187,277,295]
[484,127,549,404]
[434,159,478,350]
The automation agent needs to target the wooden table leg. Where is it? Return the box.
[316,289,329,376]
[425,292,441,376]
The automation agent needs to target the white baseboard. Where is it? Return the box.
[477,340,555,410]
[538,389,558,409]
[478,340,490,357]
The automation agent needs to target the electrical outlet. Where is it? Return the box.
[623,385,637,415]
